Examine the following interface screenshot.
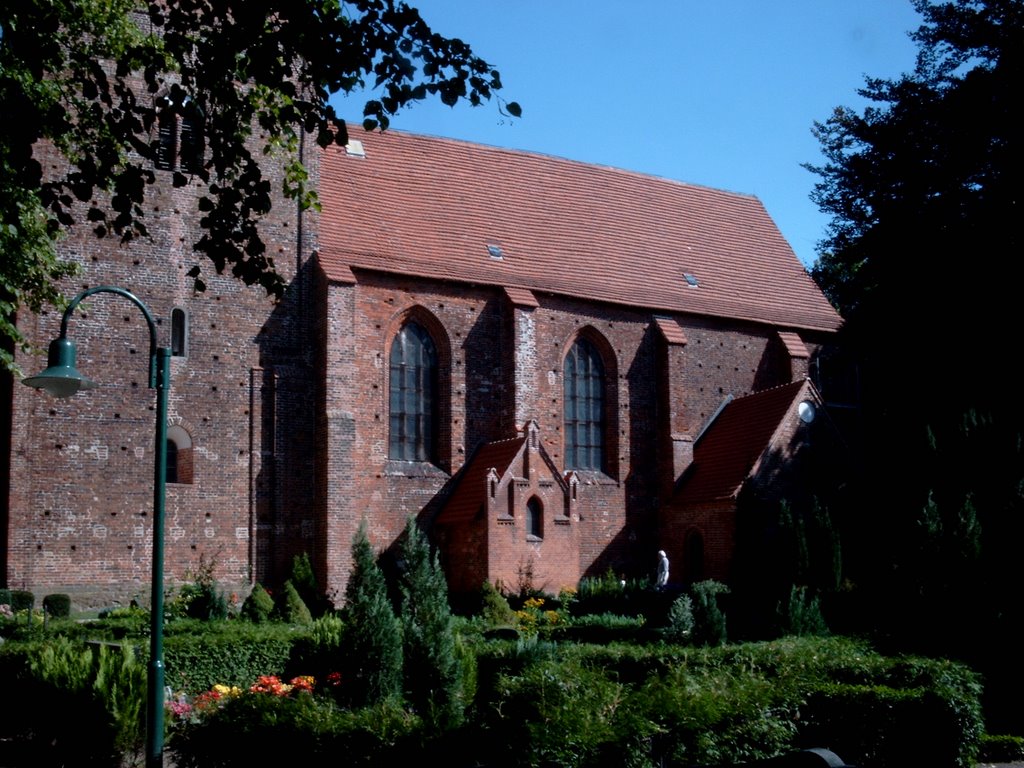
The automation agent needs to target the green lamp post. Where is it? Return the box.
[23,286,171,768]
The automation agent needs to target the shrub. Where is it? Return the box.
[241,584,275,623]
[275,580,313,625]
[43,593,72,619]
[289,553,331,618]
[163,623,297,694]
[663,594,695,644]
[341,520,403,707]
[287,614,344,685]
[169,556,229,621]
[3,637,147,765]
[979,734,1024,763]
[399,518,464,729]
[690,580,729,646]
[480,580,517,628]
[777,585,829,637]
[169,690,422,768]
[11,590,34,612]
[485,657,633,768]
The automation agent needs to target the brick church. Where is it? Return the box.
[2,126,843,608]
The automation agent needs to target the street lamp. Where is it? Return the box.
[23,285,171,768]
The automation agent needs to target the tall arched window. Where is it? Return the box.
[389,322,438,462]
[564,337,605,470]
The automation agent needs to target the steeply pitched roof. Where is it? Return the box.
[677,380,810,504]
[317,130,842,333]
[436,436,526,524]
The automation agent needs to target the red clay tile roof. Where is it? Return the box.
[436,436,526,524]
[777,330,810,359]
[654,316,689,345]
[317,130,842,333]
[677,380,809,504]
[504,286,540,308]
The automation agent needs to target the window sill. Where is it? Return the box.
[568,470,619,487]
[382,460,450,480]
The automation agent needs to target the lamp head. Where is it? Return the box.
[22,337,99,398]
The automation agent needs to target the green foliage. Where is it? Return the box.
[169,692,422,768]
[2,637,147,764]
[10,589,34,612]
[979,734,1024,763]
[289,552,330,618]
[777,585,829,637]
[0,587,12,605]
[42,593,72,618]
[398,518,464,729]
[287,614,345,685]
[690,580,730,646]
[486,657,637,768]
[168,554,229,621]
[163,623,297,694]
[341,520,403,707]
[573,569,651,618]
[663,594,695,644]
[806,1,1024,728]
[241,583,275,624]
[274,580,313,626]
[480,580,517,627]
[0,0,517,371]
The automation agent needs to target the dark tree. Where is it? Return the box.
[342,520,403,707]
[0,0,519,370]
[808,0,1024,731]
[398,517,463,730]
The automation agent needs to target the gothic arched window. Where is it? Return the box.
[526,497,543,540]
[389,322,438,462]
[563,337,606,471]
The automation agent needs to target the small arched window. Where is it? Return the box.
[389,321,438,462]
[166,425,194,485]
[526,497,543,540]
[563,337,606,471]
[171,308,188,357]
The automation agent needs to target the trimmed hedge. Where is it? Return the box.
[42,594,72,618]
[164,624,298,694]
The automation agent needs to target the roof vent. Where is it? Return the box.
[345,140,365,157]
[487,244,504,260]
[683,272,699,287]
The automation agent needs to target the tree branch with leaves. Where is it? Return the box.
[0,0,519,371]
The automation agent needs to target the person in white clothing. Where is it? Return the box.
[656,550,669,589]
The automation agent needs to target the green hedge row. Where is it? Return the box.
[0,629,983,768]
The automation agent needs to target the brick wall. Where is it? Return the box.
[5,118,319,609]
[316,267,796,599]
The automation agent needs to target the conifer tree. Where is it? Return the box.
[342,521,403,707]
[399,517,463,729]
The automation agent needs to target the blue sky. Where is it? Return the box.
[333,1,923,268]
